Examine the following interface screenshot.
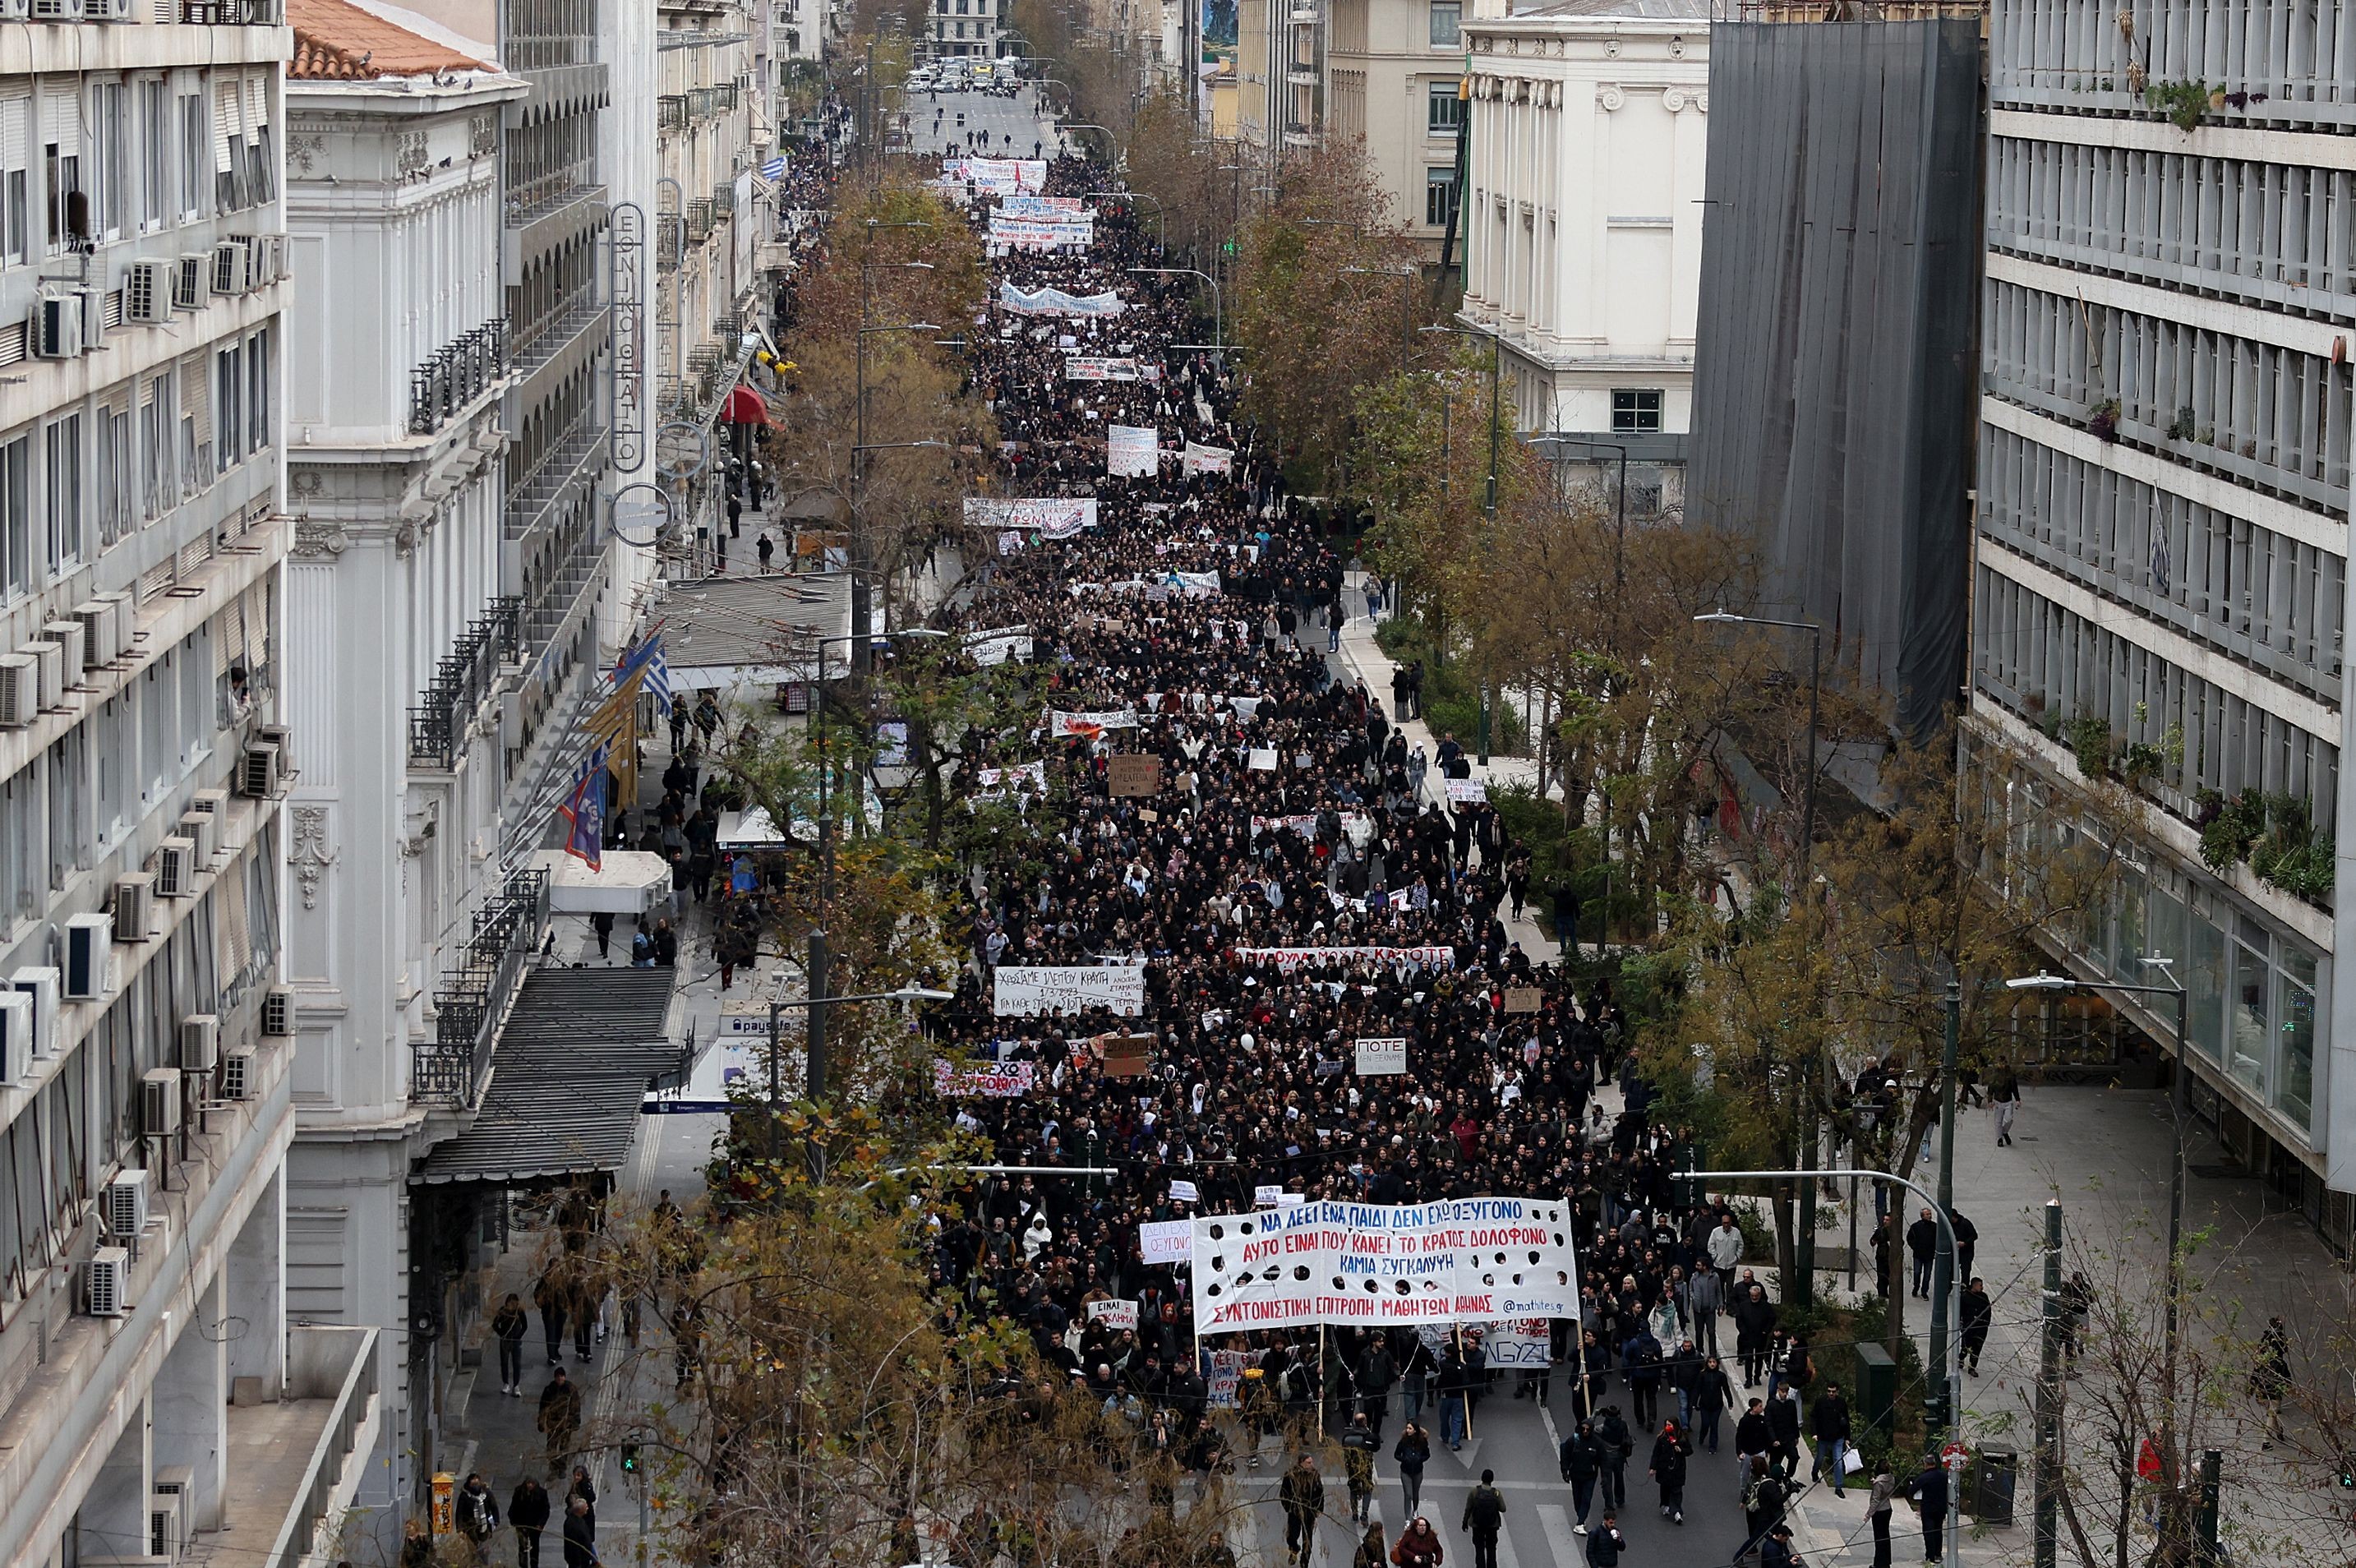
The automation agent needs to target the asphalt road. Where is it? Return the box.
[893,81,1068,164]
[1219,1371,1768,1568]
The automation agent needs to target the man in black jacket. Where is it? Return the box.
[1905,1455,1950,1561]
[1906,1208,1940,1298]
[1807,1382,1853,1497]
[1765,1385,1802,1481]
[508,1477,551,1568]
[1960,1277,1993,1376]
[561,1496,597,1568]
[1358,1335,1397,1438]
[1279,1454,1325,1565]
[1462,1468,1507,1568]
[1558,1418,1602,1530]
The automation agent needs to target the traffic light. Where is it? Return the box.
[1923,1391,1951,1436]
[2337,1453,2355,1490]
[620,1443,640,1474]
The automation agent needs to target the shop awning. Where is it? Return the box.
[533,849,674,913]
[413,967,680,1186]
[719,385,772,426]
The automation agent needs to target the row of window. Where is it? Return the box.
[1980,423,2345,697]
[1985,278,2354,513]
[1975,728,2321,1137]
[1974,561,2340,828]
[1989,135,2356,323]
[0,329,272,604]
[0,70,273,267]
[1990,0,2356,116]
[0,832,278,1311]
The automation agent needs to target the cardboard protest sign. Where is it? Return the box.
[1108,754,1164,797]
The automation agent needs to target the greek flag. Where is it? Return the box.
[616,633,673,715]
[761,155,787,182]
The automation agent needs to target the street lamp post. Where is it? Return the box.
[764,983,955,1146]
[1126,265,1221,348]
[792,624,952,1103]
[1694,608,1826,1304]
[2006,966,2192,1477]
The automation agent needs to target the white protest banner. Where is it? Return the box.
[1183,440,1233,476]
[1248,747,1278,771]
[975,760,1046,801]
[1481,1320,1556,1368]
[1048,708,1142,738]
[1229,945,1457,972]
[1190,1197,1582,1330]
[944,157,1048,194]
[993,962,1148,1017]
[1065,355,1145,382]
[1107,424,1160,477]
[1206,1349,1250,1407]
[1445,777,1490,805]
[999,280,1125,316]
[1355,1037,1409,1076]
[1169,1179,1201,1204]
[1164,570,1221,597]
[964,496,1098,536]
[933,1059,1038,1097]
[999,195,1095,219]
[964,626,1035,666]
[1277,1192,1307,1209]
[1140,1218,1194,1264]
[989,216,1095,251]
[1086,1298,1141,1330]
[1254,1184,1284,1207]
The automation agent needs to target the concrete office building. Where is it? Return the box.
[1969,0,2356,1242]
[0,6,376,1568]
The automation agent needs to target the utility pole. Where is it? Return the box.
[1927,979,1961,1437]
[2035,1198,2063,1568]
[2194,1448,2222,1566]
[765,998,786,1158]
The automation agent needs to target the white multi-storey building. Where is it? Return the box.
[1971,0,2356,1243]
[279,0,533,1523]
[0,6,380,1568]
[1459,0,1705,506]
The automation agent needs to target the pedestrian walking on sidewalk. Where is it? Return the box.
[1393,1421,1431,1521]
[1903,1455,1948,1563]
[492,1293,528,1394]
[1559,1414,1601,1528]
[1390,1517,1442,1568]
[1867,1462,1896,1568]
[537,1368,581,1475]
[727,491,742,538]
[561,1497,597,1568]
[533,1269,567,1366]
[509,1477,551,1568]
[1279,1453,1325,1566]
[2252,1315,2293,1447]
[457,1472,500,1548]
[758,532,775,573]
[1648,1420,1690,1524]
[1989,1066,2021,1146]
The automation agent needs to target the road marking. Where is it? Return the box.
[1538,1504,1584,1568]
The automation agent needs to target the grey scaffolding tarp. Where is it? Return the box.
[413,966,679,1186]
[1683,19,1982,740]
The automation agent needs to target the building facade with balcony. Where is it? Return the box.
[657,3,758,551]
[278,0,533,1529]
[1459,0,1705,509]
[930,0,1004,58]
[1971,0,2356,1243]
[0,7,337,1568]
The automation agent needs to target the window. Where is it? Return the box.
[0,95,27,266]
[42,89,85,252]
[215,343,242,475]
[43,414,81,576]
[139,80,168,230]
[2276,947,2315,1131]
[1427,80,1461,135]
[178,92,206,219]
[245,326,271,459]
[1428,2,1459,44]
[95,402,131,546]
[1611,388,1663,433]
[92,82,127,241]
[0,434,25,598]
[1424,164,1457,228]
[141,371,174,519]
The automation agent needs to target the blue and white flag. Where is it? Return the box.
[615,632,673,715]
[761,154,787,182]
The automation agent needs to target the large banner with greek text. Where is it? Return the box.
[1190,1198,1581,1330]
[1227,944,1457,971]
[993,962,1148,1017]
[963,497,1098,536]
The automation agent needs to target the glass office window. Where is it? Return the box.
[2275,947,2315,1132]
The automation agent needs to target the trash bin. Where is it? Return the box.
[1854,1342,1897,1446]
[1970,1445,2018,1525]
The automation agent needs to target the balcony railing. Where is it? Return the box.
[408,597,523,769]
[659,94,690,131]
[505,426,610,542]
[415,869,549,1106]
[712,180,736,216]
[257,1326,381,1568]
[181,0,284,20]
[408,317,509,436]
